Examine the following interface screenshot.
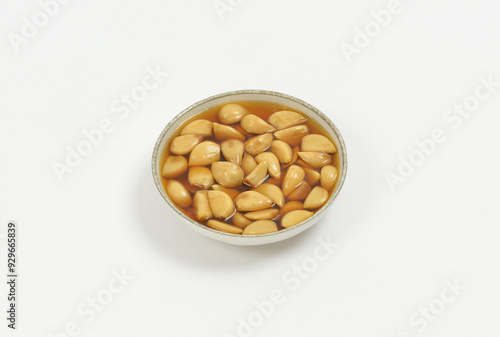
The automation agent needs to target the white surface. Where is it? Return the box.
[1,0,499,336]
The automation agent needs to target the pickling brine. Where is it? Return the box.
[160,101,339,235]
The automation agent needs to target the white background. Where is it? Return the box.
[1,0,499,336]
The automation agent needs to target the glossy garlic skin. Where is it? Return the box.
[161,102,339,235]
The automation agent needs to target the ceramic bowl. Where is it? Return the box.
[152,90,347,245]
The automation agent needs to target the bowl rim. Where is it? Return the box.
[152,89,348,240]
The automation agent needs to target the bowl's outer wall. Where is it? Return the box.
[152,90,347,245]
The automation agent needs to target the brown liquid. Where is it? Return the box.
[160,101,339,231]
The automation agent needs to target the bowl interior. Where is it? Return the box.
[152,90,347,245]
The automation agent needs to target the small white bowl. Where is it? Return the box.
[152,90,347,245]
